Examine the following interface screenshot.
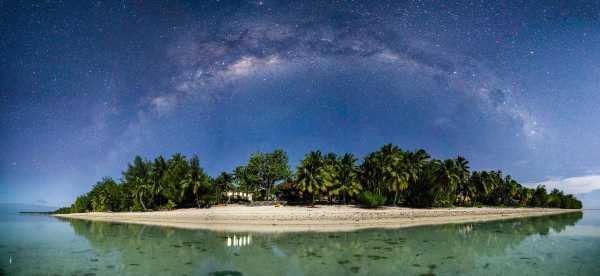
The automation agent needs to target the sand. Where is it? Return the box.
[54,205,580,233]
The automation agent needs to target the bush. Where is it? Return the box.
[359,191,386,208]
[53,207,72,214]
[164,200,177,210]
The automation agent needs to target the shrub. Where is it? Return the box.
[164,200,177,210]
[53,207,72,214]
[359,191,386,208]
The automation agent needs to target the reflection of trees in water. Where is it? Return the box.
[61,212,582,275]
[261,212,583,275]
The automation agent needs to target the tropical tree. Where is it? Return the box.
[133,177,151,211]
[406,159,441,207]
[180,155,210,207]
[547,188,565,208]
[122,156,151,184]
[214,172,233,204]
[150,156,167,207]
[328,153,362,204]
[532,185,548,207]
[436,159,461,205]
[246,149,291,200]
[89,177,122,212]
[405,149,430,182]
[58,144,582,213]
[295,151,329,205]
[162,153,190,207]
[72,194,91,213]
[381,145,409,205]
[234,165,258,194]
[360,151,386,197]
[454,156,473,205]
[518,187,534,206]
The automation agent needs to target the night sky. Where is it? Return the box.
[2,1,600,207]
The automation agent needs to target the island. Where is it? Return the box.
[54,144,582,232]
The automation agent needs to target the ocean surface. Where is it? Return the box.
[1,210,599,275]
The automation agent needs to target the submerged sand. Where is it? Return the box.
[54,205,580,233]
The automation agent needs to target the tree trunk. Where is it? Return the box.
[393,191,399,206]
[140,198,146,211]
[267,178,273,200]
[195,196,201,208]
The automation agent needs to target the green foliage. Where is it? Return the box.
[245,149,291,200]
[214,171,233,204]
[53,207,72,214]
[181,155,211,207]
[294,151,330,205]
[164,200,177,210]
[72,194,91,213]
[327,153,362,204]
[531,185,548,207]
[59,144,582,213]
[358,191,386,208]
[89,177,123,212]
[162,153,190,206]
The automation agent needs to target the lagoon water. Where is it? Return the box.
[1,211,599,275]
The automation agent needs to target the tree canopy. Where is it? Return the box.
[55,144,582,214]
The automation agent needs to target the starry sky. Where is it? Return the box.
[1,0,600,207]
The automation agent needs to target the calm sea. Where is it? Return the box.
[1,210,599,275]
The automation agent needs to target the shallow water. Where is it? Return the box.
[0,210,599,275]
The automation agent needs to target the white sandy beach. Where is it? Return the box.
[54,205,580,233]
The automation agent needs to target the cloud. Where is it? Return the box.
[532,175,600,195]
[36,199,48,205]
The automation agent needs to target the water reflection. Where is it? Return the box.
[52,212,587,275]
[226,234,253,247]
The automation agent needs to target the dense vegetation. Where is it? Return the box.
[55,144,581,213]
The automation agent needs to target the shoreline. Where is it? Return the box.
[54,205,581,233]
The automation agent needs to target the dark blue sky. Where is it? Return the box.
[2,0,600,207]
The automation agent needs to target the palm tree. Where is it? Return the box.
[295,151,329,205]
[234,166,251,194]
[214,172,233,204]
[518,187,533,206]
[61,144,583,213]
[407,159,441,207]
[329,153,362,204]
[436,159,461,205]
[360,146,397,197]
[150,156,167,207]
[359,153,382,196]
[133,177,151,211]
[323,152,339,203]
[471,171,491,204]
[385,164,409,205]
[181,156,208,208]
[405,149,430,183]
[381,146,410,205]
[454,156,472,205]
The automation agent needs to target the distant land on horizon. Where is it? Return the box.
[0,203,58,214]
